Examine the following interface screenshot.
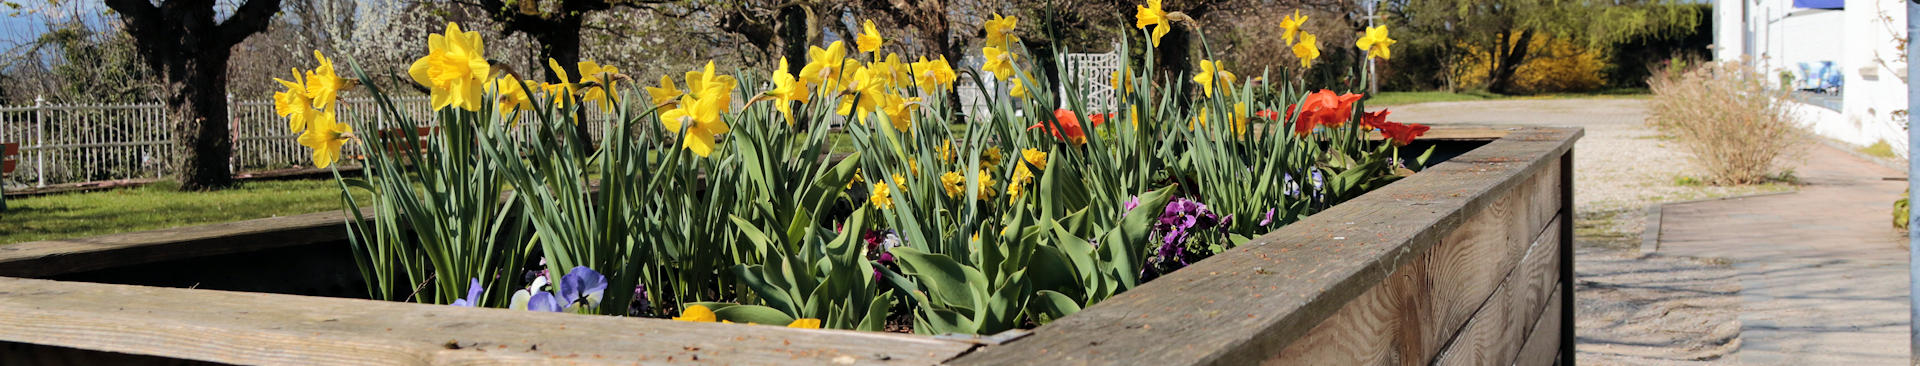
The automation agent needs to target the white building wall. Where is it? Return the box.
[1838,0,1908,156]
[1715,0,1910,158]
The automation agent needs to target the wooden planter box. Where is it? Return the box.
[0,125,1579,365]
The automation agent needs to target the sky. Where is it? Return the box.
[0,0,112,48]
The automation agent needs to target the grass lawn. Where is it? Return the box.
[1369,88,1651,106]
[1,179,364,245]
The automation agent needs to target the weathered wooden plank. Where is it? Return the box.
[951,126,1581,366]
[0,208,366,278]
[1367,125,1516,141]
[1263,161,1557,365]
[1512,288,1565,366]
[0,276,975,365]
[1431,217,1565,365]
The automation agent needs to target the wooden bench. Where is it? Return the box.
[2,142,17,211]
[345,127,437,162]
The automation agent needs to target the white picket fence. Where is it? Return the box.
[0,96,442,188]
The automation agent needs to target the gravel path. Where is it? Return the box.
[1388,98,1789,365]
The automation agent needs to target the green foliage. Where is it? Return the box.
[320,10,1422,335]
[1896,191,1909,231]
[337,59,531,306]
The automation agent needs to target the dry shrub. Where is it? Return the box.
[1647,59,1808,185]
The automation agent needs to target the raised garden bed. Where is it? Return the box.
[0,125,1577,365]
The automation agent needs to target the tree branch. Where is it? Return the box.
[219,0,282,48]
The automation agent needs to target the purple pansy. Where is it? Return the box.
[560,266,608,307]
[516,266,608,313]
[450,278,484,307]
[1151,197,1220,268]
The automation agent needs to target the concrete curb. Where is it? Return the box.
[1640,190,1801,257]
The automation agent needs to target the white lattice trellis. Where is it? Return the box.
[1064,49,1122,113]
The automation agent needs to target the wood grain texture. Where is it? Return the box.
[0,276,975,365]
[951,126,1581,366]
[0,208,368,278]
[1512,288,1565,366]
[1430,218,1564,366]
[1262,164,1558,366]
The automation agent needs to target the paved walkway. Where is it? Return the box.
[1656,143,1910,364]
[1390,98,1908,364]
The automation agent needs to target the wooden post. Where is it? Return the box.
[1559,148,1576,365]
[33,95,44,188]
[227,93,236,173]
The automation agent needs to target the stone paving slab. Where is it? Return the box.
[1657,142,1910,365]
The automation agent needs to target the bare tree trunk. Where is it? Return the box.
[108,0,280,191]
[1487,28,1534,94]
[169,49,236,190]
[1156,25,1194,107]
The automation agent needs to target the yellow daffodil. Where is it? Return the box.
[869,53,906,90]
[684,61,738,107]
[1129,104,1140,128]
[801,41,848,87]
[297,108,351,169]
[1293,32,1321,68]
[408,22,490,111]
[1110,66,1132,94]
[891,173,909,193]
[817,59,861,93]
[1194,60,1225,97]
[985,13,1019,48]
[856,20,885,54]
[1280,10,1307,45]
[912,56,957,91]
[673,305,717,322]
[646,75,682,108]
[1232,101,1249,136]
[882,95,918,132]
[835,67,888,124]
[304,51,343,110]
[1135,0,1171,47]
[1357,25,1396,60]
[788,318,822,329]
[578,60,620,112]
[273,70,314,133]
[661,64,735,157]
[670,94,730,157]
[941,171,965,198]
[982,147,1003,170]
[1190,106,1208,130]
[544,59,577,107]
[869,182,895,209]
[494,75,533,117]
[974,169,998,201]
[937,140,955,162]
[766,58,809,125]
[1009,78,1029,98]
[982,47,1017,80]
[1007,165,1033,203]
[1021,148,1047,171]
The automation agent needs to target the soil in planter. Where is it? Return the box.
[49,242,368,299]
